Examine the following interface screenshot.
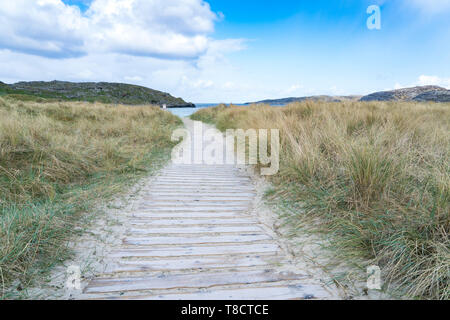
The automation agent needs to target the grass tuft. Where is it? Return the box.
[0,98,181,297]
[191,101,449,299]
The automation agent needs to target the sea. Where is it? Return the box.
[165,103,284,118]
[164,103,219,118]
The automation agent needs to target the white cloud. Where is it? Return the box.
[0,0,226,59]
[417,75,450,88]
[0,0,88,57]
[285,84,304,95]
[392,75,450,90]
[85,0,218,59]
[189,79,214,89]
[124,75,143,82]
[394,83,404,90]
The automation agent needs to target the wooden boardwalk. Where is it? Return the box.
[81,120,331,300]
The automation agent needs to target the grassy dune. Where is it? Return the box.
[191,102,449,299]
[0,97,181,297]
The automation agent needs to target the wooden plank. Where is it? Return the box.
[165,166,239,170]
[84,270,307,294]
[144,193,256,198]
[139,202,251,207]
[159,174,249,179]
[143,199,253,203]
[145,188,255,192]
[166,166,238,170]
[136,207,250,212]
[154,179,250,183]
[146,184,253,188]
[93,284,329,300]
[123,234,272,246]
[162,168,242,171]
[156,177,251,182]
[129,218,258,226]
[132,212,244,219]
[146,196,252,200]
[158,176,249,181]
[143,197,252,202]
[150,183,252,187]
[128,225,263,235]
[110,243,280,258]
[106,255,278,273]
[155,181,251,185]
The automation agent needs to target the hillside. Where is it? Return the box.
[246,95,362,105]
[360,85,449,102]
[0,81,195,107]
[0,81,7,90]
[246,85,450,105]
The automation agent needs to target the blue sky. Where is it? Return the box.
[0,0,449,102]
[207,0,450,98]
[63,0,92,11]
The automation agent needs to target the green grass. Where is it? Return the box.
[190,104,230,125]
[0,98,182,298]
[191,101,450,300]
[0,81,188,106]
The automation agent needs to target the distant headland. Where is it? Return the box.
[246,85,450,105]
[0,80,196,108]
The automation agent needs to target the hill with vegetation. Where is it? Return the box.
[246,95,361,105]
[360,85,449,102]
[0,81,195,107]
[246,85,450,105]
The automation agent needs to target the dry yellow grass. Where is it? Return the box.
[191,101,449,299]
[0,97,181,297]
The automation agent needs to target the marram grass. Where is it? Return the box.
[0,97,181,298]
[191,101,449,299]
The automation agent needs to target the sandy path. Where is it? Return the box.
[74,118,338,300]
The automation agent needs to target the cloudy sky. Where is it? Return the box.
[0,0,449,103]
